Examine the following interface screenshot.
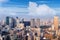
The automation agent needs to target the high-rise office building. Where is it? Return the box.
[30,19,35,28]
[12,18,16,28]
[35,18,40,28]
[53,16,59,35]
[7,17,16,28]
[6,16,10,25]
[15,17,20,27]
[54,16,59,30]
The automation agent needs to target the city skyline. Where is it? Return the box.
[0,0,60,40]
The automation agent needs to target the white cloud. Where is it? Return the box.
[0,7,28,16]
[0,0,9,2]
[28,2,37,15]
[28,2,56,18]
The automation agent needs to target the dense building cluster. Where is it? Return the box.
[0,16,60,40]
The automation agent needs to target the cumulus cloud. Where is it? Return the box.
[28,2,56,18]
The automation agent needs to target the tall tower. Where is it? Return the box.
[54,16,59,35]
[30,19,35,28]
[6,16,10,25]
[15,17,20,27]
[7,17,16,28]
[35,18,40,28]
[11,18,16,28]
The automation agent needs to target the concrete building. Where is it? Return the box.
[15,17,20,27]
[35,18,40,28]
[53,16,59,35]
[30,19,35,28]
[17,23,24,29]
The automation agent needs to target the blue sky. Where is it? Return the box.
[1,0,28,7]
[1,0,59,8]
[0,0,60,19]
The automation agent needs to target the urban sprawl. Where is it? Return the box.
[0,16,60,40]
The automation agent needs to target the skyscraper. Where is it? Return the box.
[15,17,20,27]
[6,17,16,28]
[6,16,10,25]
[11,17,16,28]
[30,19,35,28]
[54,16,59,30]
[35,18,40,28]
[53,16,59,35]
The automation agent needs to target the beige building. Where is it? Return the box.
[35,37,40,40]
[53,16,59,35]
[51,24,55,31]
[33,34,40,40]
[15,17,20,27]
[17,23,24,29]
[31,28,40,40]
